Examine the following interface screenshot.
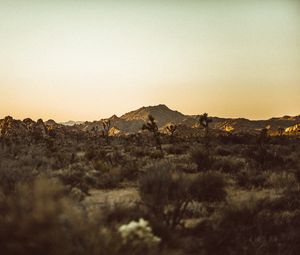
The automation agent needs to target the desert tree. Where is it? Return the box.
[166,123,177,143]
[102,119,111,144]
[142,115,162,153]
[199,113,213,152]
[256,127,270,169]
[258,127,269,149]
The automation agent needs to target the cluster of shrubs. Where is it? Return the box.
[1,117,300,254]
[0,177,168,255]
[138,161,227,235]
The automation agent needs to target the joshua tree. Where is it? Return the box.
[166,124,177,143]
[142,115,162,152]
[102,119,111,144]
[199,113,213,152]
[258,127,269,149]
[255,127,270,169]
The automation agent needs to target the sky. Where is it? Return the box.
[0,0,299,121]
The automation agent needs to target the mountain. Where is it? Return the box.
[68,105,300,134]
[74,104,190,134]
[120,104,187,127]
[1,105,299,138]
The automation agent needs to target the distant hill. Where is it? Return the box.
[1,105,299,137]
[120,104,187,126]
[73,105,299,135]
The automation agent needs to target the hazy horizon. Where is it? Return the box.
[1,0,300,122]
[1,103,300,123]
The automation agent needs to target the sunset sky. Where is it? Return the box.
[0,0,299,121]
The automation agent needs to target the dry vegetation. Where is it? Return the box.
[1,114,300,255]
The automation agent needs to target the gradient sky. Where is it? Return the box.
[0,0,299,121]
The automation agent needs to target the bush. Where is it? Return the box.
[190,147,212,171]
[149,150,164,159]
[0,177,158,255]
[165,144,189,155]
[93,160,110,172]
[0,178,71,255]
[130,147,147,158]
[215,146,232,156]
[139,162,227,228]
[201,194,300,255]
[0,166,36,195]
[96,167,123,189]
[236,169,267,189]
[266,171,297,190]
[190,172,227,203]
[54,163,92,195]
[118,218,161,252]
[121,161,140,181]
[139,162,192,228]
[245,146,287,170]
[85,147,106,161]
[101,203,148,226]
[212,156,245,173]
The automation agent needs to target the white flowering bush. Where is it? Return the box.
[118,218,161,249]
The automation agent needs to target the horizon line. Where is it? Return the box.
[1,104,299,123]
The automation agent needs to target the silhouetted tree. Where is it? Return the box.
[166,124,177,143]
[258,127,269,149]
[256,127,269,169]
[199,113,213,152]
[142,115,162,153]
[102,119,111,144]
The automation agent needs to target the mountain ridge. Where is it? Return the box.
[1,104,299,136]
[76,104,300,134]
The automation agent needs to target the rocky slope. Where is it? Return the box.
[0,117,69,142]
[121,104,187,125]
[1,105,299,138]
[104,105,300,134]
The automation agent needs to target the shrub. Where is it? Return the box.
[85,147,106,161]
[190,172,227,203]
[121,161,140,181]
[118,218,161,251]
[215,146,232,156]
[101,203,148,226]
[277,185,300,210]
[212,156,245,173]
[266,171,297,190]
[139,162,192,228]
[139,162,227,228]
[165,144,189,155]
[0,166,36,195]
[0,177,160,255]
[236,169,267,189]
[54,163,92,195]
[245,146,286,170]
[1,178,122,255]
[190,147,212,171]
[93,160,110,172]
[130,147,147,158]
[96,167,123,189]
[201,194,300,255]
[149,150,164,159]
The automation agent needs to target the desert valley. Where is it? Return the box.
[1,104,300,254]
[1,0,300,254]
